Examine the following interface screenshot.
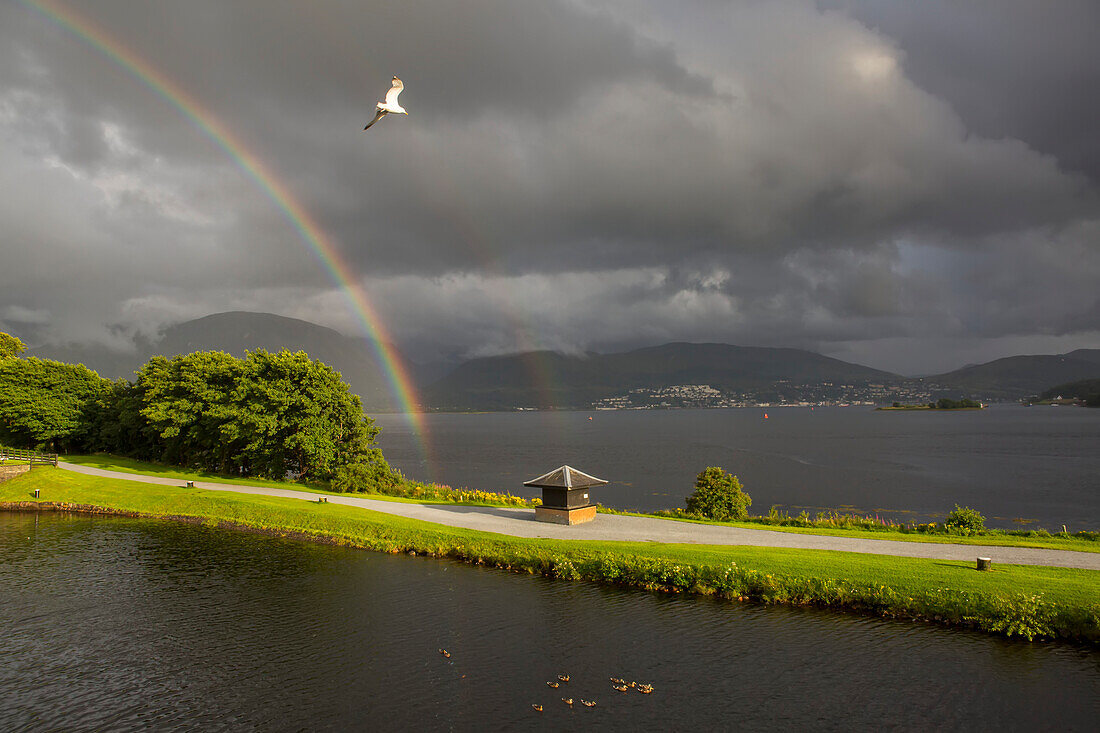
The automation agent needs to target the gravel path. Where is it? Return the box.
[59,462,1100,570]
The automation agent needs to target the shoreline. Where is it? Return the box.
[3,471,1099,645]
[57,456,1100,552]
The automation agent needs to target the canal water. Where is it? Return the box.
[2,512,1097,731]
[375,405,1100,530]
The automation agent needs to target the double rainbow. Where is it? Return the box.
[19,0,430,464]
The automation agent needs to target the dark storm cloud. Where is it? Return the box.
[825,0,1100,182]
[1,0,1098,373]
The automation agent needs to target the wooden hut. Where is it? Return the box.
[524,465,608,525]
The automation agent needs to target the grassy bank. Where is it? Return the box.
[600,509,1100,553]
[4,467,1099,643]
[63,454,535,507]
[63,454,1097,552]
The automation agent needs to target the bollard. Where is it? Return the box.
[33,487,40,498]
[185,480,195,488]
[976,557,991,571]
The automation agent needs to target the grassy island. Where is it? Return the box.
[878,398,985,411]
[3,467,1098,644]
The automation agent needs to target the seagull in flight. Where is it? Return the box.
[363,76,407,130]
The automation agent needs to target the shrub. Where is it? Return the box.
[330,452,403,493]
[945,504,985,532]
[685,466,751,521]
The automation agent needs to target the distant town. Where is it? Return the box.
[590,380,948,409]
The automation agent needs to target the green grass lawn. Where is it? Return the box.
[64,453,1100,553]
[61,454,530,508]
[4,467,1098,642]
[63,454,333,492]
[600,510,1100,553]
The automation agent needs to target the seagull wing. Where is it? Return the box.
[363,108,387,130]
[384,77,404,107]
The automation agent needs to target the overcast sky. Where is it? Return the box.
[2,0,1098,375]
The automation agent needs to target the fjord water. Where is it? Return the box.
[3,513,1098,731]
[376,405,1100,530]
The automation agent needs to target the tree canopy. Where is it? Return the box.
[0,331,27,359]
[0,356,110,451]
[115,349,378,479]
[1,344,385,480]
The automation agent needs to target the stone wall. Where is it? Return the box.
[0,464,31,483]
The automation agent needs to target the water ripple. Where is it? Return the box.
[1,512,1097,732]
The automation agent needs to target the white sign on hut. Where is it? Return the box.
[524,465,608,525]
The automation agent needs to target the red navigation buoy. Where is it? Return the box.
[764,413,769,419]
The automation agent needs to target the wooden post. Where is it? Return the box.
[976,557,991,571]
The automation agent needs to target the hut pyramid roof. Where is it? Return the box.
[523,465,608,489]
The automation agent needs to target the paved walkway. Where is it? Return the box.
[59,462,1100,570]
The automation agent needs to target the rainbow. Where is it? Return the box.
[19,0,431,466]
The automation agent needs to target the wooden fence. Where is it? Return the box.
[0,446,59,467]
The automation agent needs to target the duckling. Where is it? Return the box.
[531,704,543,713]
[561,698,573,706]
[581,699,596,707]
[557,674,570,682]
[438,649,451,658]
[546,681,559,688]
[628,681,637,688]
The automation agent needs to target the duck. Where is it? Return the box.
[438,649,451,658]
[557,674,570,682]
[637,684,654,694]
[611,684,629,692]
[610,677,626,685]
[561,698,574,706]
[547,681,559,688]
[581,699,596,707]
[531,704,543,713]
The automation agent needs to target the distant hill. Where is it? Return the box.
[1064,348,1100,365]
[28,313,1100,408]
[424,342,899,410]
[1040,378,1100,405]
[31,312,406,411]
[929,352,1100,399]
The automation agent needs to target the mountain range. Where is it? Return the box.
[28,312,1100,409]
[423,343,899,410]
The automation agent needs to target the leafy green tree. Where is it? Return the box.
[0,331,26,359]
[83,378,159,458]
[124,349,380,479]
[685,466,752,521]
[134,351,247,471]
[233,349,378,479]
[0,357,110,450]
[936,398,981,409]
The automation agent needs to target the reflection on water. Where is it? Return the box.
[2,512,1098,731]
[376,406,1100,529]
